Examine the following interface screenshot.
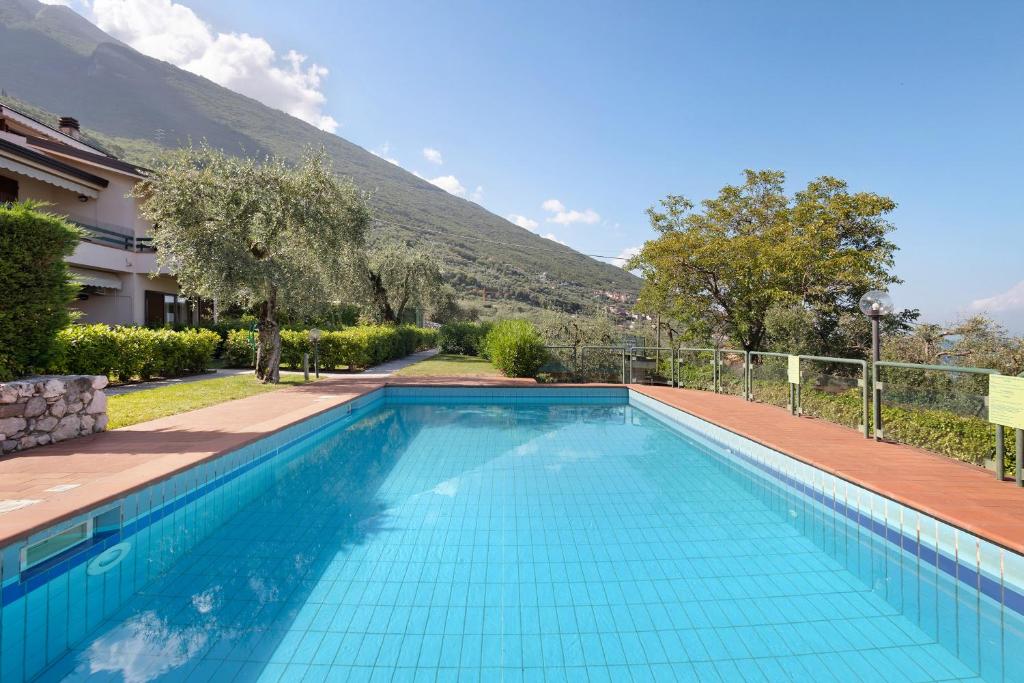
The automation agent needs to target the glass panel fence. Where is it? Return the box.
[538,346,577,383]
[798,356,868,436]
[577,346,626,384]
[748,352,790,410]
[627,347,673,386]
[675,348,716,391]
[717,349,748,398]
[876,362,1004,473]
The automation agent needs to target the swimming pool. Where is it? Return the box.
[2,387,1022,681]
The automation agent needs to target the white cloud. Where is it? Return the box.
[541,198,600,225]
[428,175,466,197]
[969,281,1024,313]
[507,214,539,231]
[616,246,640,262]
[470,185,484,202]
[422,147,443,165]
[541,233,568,246]
[39,0,74,5]
[89,0,339,132]
[371,142,400,166]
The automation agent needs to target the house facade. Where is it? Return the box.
[0,103,195,326]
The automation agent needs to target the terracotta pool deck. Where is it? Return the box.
[1,378,1022,558]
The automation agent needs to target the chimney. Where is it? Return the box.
[58,116,81,140]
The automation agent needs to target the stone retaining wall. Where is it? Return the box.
[0,376,108,453]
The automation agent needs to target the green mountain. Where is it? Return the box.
[0,0,638,316]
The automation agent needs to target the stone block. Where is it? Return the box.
[23,396,47,418]
[0,386,19,404]
[86,392,108,415]
[42,378,66,399]
[80,414,95,432]
[51,415,81,442]
[50,400,67,418]
[0,403,25,418]
[91,376,109,390]
[34,416,59,432]
[94,414,109,432]
[0,417,26,437]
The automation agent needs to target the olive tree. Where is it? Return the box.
[134,145,369,382]
[358,241,443,324]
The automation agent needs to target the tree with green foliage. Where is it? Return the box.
[628,170,901,351]
[359,241,444,325]
[133,145,369,383]
[0,201,82,380]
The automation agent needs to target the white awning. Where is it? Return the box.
[0,153,100,199]
[69,267,122,290]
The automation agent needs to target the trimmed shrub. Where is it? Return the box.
[223,329,257,368]
[223,325,438,371]
[438,322,492,356]
[484,320,548,378]
[49,325,219,381]
[0,202,82,380]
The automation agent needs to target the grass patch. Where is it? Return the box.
[393,353,502,377]
[108,373,317,429]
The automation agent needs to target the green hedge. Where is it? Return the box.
[223,325,438,370]
[0,202,82,380]
[484,320,548,378]
[438,322,492,356]
[48,325,220,381]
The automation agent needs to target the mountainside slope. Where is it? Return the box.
[0,0,638,315]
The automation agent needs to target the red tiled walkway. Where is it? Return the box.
[632,385,1024,554]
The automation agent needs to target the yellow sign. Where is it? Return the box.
[788,355,801,385]
[989,375,1024,430]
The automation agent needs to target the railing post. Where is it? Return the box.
[872,361,882,441]
[713,348,720,393]
[1017,429,1023,487]
[744,351,751,400]
[996,425,1005,480]
[860,361,870,439]
[621,347,626,385]
[671,349,678,388]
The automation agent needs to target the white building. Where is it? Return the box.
[0,103,195,326]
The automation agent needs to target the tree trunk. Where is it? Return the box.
[255,294,281,384]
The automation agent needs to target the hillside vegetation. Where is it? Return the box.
[0,0,639,315]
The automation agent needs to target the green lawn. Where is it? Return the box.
[108,373,318,429]
[393,353,502,377]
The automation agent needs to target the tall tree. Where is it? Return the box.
[134,145,369,382]
[359,241,443,324]
[628,170,901,351]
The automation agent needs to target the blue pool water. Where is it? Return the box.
[3,390,1023,681]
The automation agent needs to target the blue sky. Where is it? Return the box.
[63,0,1024,330]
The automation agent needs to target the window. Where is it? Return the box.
[0,175,17,204]
[145,291,191,326]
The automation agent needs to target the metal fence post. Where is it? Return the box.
[713,348,720,393]
[1017,429,1023,487]
[672,349,678,388]
[860,361,869,439]
[872,361,882,440]
[996,425,1005,480]
[621,347,627,385]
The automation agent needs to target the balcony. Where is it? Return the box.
[69,219,154,252]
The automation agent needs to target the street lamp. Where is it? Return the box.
[859,290,894,440]
[309,328,322,378]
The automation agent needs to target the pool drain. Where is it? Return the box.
[87,542,131,575]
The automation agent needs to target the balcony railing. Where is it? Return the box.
[70,219,154,252]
